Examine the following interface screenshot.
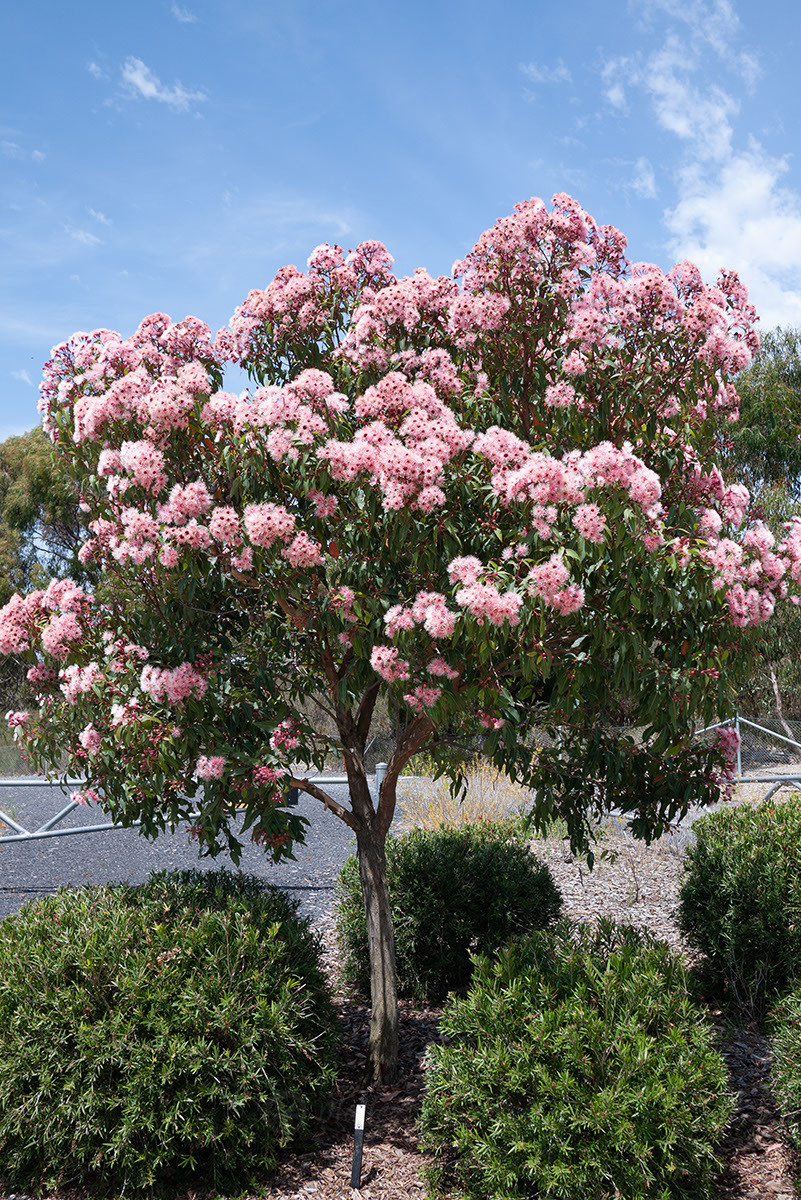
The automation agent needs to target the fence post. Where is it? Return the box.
[375,762,387,798]
[736,712,742,779]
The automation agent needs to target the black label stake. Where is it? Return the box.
[350,1093,366,1188]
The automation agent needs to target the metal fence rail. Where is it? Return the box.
[0,767,388,848]
[695,714,801,803]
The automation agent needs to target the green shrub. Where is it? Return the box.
[419,918,734,1200]
[335,821,562,1004]
[768,983,801,1156]
[676,794,801,1021]
[0,868,339,1197]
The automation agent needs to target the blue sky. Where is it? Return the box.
[2,0,800,441]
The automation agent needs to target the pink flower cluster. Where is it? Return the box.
[454,581,523,627]
[0,580,90,659]
[79,723,102,754]
[384,591,458,639]
[60,662,102,704]
[243,502,297,548]
[331,586,357,623]
[319,373,472,511]
[140,662,208,705]
[527,554,585,615]
[370,645,411,682]
[403,684,442,713]
[269,719,301,753]
[196,755,226,780]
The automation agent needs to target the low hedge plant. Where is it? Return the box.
[0,867,339,1197]
[676,793,801,1021]
[768,982,801,1158]
[334,820,562,1004]
[419,917,734,1200]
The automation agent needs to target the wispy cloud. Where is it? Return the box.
[608,0,801,328]
[171,4,197,22]
[66,227,101,247]
[87,60,106,79]
[2,140,44,163]
[88,208,112,226]
[520,59,572,85]
[121,57,206,111]
[666,146,801,329]
[11,369,33,387]
[631,157,657,199]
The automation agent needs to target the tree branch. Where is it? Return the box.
[289,775,358,831]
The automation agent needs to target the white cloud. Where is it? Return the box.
[631,157,657,199]
[647,35,738,162]
[66,227,101,247]
[2,141,47,163]
[520,59,572,85]
[608,1,801,328]
[88,208,112,225]
[121,57,206,111]
[171,4,197,22]
[87,61,105,79]
[11,369,33,387]
[665,147,801,330]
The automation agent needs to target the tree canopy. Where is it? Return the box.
[724,326,801,499]
[2,194,799,1078]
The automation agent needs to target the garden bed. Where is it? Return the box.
[1,818,799,1200]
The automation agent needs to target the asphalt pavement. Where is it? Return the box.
[2,774,796,924]
[0,780,359,923]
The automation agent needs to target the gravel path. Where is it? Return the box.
[0,779,359,922]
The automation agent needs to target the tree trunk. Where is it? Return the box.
[769,663,797,742]
[355,820,399,1083]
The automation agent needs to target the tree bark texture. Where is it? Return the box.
[355,820,399,1083]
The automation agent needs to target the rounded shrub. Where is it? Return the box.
[0,868,339,1197]
[419,917,734,1200]
[335,821,562,1004]
[768,983,801,1156]
[676,793,801,1021]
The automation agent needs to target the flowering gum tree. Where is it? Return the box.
[3,194,801,1081]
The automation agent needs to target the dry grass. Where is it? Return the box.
[396,758,533,831]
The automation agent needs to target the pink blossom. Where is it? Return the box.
[244,502,297,548]
[209,506,242,545]
[41,612,82,659]
[140,662,208,705]
[79,723,102,754]
[72,789,101,807]
[196,755,226,780]
[269,719,301,752]
[572,503,607,544]
[282,531,324,568]
[403,685,442,712]
[454,582,523,627]
[331,587,357,623]
[427,657,460,680]
[544,380,576,408]
[370,645,411,682]
[447,556,484,586]
[119,440,167,494]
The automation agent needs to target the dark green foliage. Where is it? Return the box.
[727,326,801,498]
[0,868,339,1197]
[419,918,734,1200]
[335,821,562,1004]
[767,984,801,1155]
[677,795,801,1021]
